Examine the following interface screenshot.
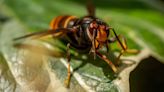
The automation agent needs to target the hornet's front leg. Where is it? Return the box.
[96,51,118,73]
[110,28,139,66]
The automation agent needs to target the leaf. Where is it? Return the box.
[1,0,164,92]
[0,53,17,92]
[0,19,68,92]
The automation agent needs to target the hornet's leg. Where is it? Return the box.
[106,40,109,53]
[110,28,139,65]
[115,35,139,65]
[64,43,71,88]
[96,51,117,73]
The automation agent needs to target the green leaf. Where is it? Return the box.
[1,0,164,92]
[0,53,17,92]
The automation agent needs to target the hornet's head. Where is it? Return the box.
[87,20,110,49]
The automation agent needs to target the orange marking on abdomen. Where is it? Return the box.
[50,16,64,29]
[50,16,77,30]
[63,16,77,28]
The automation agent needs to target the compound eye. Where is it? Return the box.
[90,22,98,28]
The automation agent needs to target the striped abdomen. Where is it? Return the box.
[50,15,77,30]
[49,15,92,51]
